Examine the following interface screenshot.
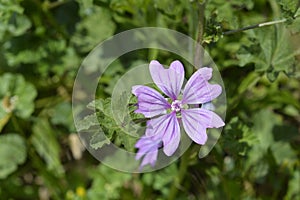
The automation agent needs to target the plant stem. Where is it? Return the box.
[223,19,286,35]
[168,4,206,199]
[223,14,299,36]
[194,2,205,70]
[168,149,190,200]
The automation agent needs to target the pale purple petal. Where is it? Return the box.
[145,114,171,136]
[135,135,162,168]
[181,108,225,144]
[182,67,222,104]
[162,113,180,156]
[144,113,180,156]
[196,67,213,80]
[132,85,170,118]
[140,149,158,167]
[149,60,184,100]
[170,60,185,77]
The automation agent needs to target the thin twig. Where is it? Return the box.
[223,14,299,35]
[223,19,286,35]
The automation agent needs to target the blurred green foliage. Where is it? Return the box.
[0,0,299,199]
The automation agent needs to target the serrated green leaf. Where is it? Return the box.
[117,130,137,151]
[237,25,299,81]
[0,133,26,179]
[83,97,139,151]
[206,0,254,30]
[222,117,255,156]
[90,130,110,149]
[277,0,299,19]
[76,113,99,132]
[287,8,300,33]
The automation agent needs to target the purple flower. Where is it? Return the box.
[133,60,225,168]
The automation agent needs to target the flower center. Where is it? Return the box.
[171,100,182,112]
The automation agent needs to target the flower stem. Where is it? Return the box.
[168,149,190,200]
[222,19,286,35]
[167,2,206,199]
[194,2,206,70]
[223,14,299,36]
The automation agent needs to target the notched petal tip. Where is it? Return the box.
[198,67,213,80]
[170,60,184,75]
[208,84,222,101]
[182,67,223,104]
[149,60,185,100]
[211,112,225,128]
[149,60,164,69]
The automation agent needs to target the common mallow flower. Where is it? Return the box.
[133,60,225,168]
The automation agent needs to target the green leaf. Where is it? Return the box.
[237,25,299,81]
[206,0,254,30]
[271,142,297,165]
[252,109,278,150]
[0,133,26,179]
[284,170,300,200]
[142,163,178,196]
[260,28,295,79]
[277,0,299,20]
[244,109,279,176]
[81,98,139,151]
[90,130,110,149]
[50,102,76,132]
[116,130,137,152]
[0,73,37,120]
[71,7,116,53]
[31,119,64,177]
[0,0,31,40]
[76,113,99,132]
[222,117,255,156]
[287,8,300,33]
[87,164,131,200]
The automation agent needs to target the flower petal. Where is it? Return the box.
[149,60,184,100]
[196,67,213,80]
[162,113,180,156]
[182,67,222,104]
[135,135,161,168]
[141,149,158,167]
[145,113,180,156]
[132,85,170,118]
[181,108,225,144]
